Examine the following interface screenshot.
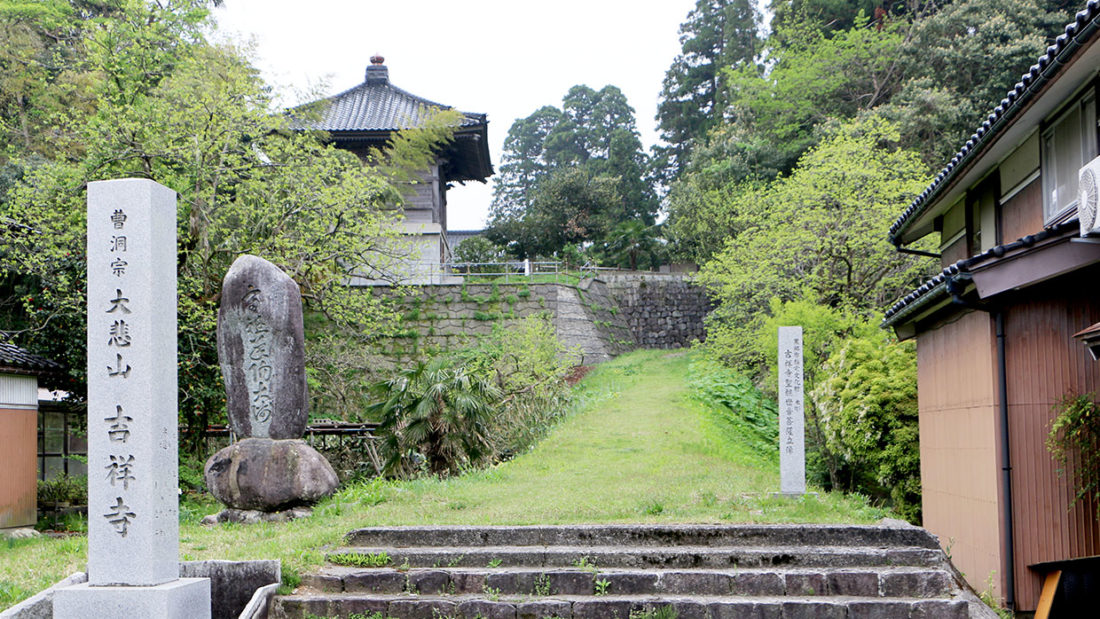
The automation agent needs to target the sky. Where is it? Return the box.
[212,0,698,230]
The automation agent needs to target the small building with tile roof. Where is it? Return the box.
[0,342,63,530]
[883,2,1100,612]
[292,56,492,283]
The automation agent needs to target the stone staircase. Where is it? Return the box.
[272,524,995,619]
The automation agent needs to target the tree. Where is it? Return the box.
[697,117,933,370]
[903,0,1069,119]
[488,167,622,259]
[0,0,458,450]
[724,14,907,173]
[488,85,656,259]
[655,0,761,180]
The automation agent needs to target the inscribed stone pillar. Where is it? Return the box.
[217,255,309,439]
[55,178,209,619]
[778,326,806,495]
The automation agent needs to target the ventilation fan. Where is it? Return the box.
[1079,156,1100,236]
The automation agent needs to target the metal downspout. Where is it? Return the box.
[995,311,1016,610]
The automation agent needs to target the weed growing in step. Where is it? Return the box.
[533,574,552,596]
[573,556,598,572]
[329,551,391,568]
[487,558,503,568]
[630,607,678,619]
[594,579,610,596]
[483,584,502,601]
[446,554,465,567]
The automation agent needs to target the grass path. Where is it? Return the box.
[1,349,885,608]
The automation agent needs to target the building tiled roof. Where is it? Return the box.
[0,341,63,375]
[290,61,486,134]
[882,222,1077,327]
[888,1,1100,244]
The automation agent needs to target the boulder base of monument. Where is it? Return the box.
[204,438,338,511]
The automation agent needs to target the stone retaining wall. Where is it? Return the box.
[374,274,708,365]
[602,274,711,349]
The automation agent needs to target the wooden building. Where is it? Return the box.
[0,342,62,530]
[292,56,492,283]
[884,3,1100,612]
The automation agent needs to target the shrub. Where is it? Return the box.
[812,331,921,522]
[688,359,778,456]
[1047,393,1100,519]
[369,356,500,478]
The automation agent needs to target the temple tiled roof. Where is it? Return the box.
[889,1,1100,244]
[289,56,492,183]
[291,57,486,133]
[0,341,63,375]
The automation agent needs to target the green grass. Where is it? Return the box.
[0,350,887,610]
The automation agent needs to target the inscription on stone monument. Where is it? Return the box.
[778,326,806,495]
[217,255,308,440]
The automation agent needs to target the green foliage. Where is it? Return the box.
[594,221,666,271]
[36,475,86,505]
[329,551,391,568]
[902,0,1069,139]
[812,330,921,522]
[656,0,761,180]
[698,117,933,370]
[488,84,657,259]
[688,359,778,456]
[0,1,459,448]
[370,355,501,477]
[456,315,580,458]
[724,13,906,172]
[630,606,679,619]
[1047,393,1100,519]
[452,236,508,268]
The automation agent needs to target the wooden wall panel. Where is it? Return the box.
[1004,280,1100,611]
[916,311,1005,601]
[0,408,37,529]
[1000,178,1043,243]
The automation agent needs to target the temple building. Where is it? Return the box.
[292,55,492,283]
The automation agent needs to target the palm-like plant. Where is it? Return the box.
[369,357,501,478]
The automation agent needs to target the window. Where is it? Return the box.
[1042,94,1097,221]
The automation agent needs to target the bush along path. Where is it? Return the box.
[270,351,996,618]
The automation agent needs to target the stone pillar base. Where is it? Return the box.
[54,577,210,619]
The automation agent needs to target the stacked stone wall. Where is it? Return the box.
[369,274,708,365]
[602,274,711,349]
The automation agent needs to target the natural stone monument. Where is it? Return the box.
[204,255,337,516]
[778,326,806,496]
[54,179,210,618]
[217,254,308,439]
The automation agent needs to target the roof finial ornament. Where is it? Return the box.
[366,54,389,85]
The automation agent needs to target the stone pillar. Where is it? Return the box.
[55,179,209,618]
[778,326,806,496]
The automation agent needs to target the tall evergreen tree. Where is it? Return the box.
[488,85,656,259]
[655,0,761,180]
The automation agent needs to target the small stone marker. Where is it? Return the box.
[217,255,308,439]
[778,326,806,496]
[54,178,209,618]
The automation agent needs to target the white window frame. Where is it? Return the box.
[1042,92,1097,223]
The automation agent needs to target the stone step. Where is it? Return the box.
[303,566,957,598]
[325,545,945,570]
[271,593,971,619]
[343,525,940,550]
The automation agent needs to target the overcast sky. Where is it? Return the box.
[212,0,698,229]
